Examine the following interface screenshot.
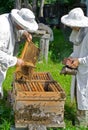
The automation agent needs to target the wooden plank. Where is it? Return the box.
[14,99,65,128]
[15,100,65,113]
[14,92,65,101]
[26,82,32,91]
[38,82,44,92]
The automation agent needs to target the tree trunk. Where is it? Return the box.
[39,0,45,17]
[14,0,32,10]
[32,0,38,16]
[23,0,29,8]
[14,0,21,9]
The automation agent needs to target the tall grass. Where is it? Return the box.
[0,29,87,129]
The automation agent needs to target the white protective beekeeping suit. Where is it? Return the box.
[69,28,88,110]
[0,8,38,97]
[0,13,22,97]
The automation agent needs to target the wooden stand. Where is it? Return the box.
[33,30,50,63]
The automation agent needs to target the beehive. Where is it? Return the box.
[12,41,66,129]
[13,72,66,129]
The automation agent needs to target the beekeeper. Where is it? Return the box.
[0,8,38,98]
[61,8,88,127]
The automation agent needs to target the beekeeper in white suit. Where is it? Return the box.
[0,8,38,98]
[61,8,88,127]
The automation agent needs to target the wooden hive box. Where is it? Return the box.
[12,41,66,129]
[12,72,66,129]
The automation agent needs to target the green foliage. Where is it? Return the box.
[44,0,73,4]
[50,28,72,62]
[0,0,14,14]
[0,0,78,14]
[67,0,77,6]
[45,0,57,4]
[0,119,11,130]
[56,0,69,4]
[0,100,14,129]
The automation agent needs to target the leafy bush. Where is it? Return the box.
[0,0,14,14]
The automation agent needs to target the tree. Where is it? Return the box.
[0,0,14,14]
[32,0,38,16]
[14,0,21,9]
[14,0,45,17]
[39,0,45,17]
[14,0,30,9]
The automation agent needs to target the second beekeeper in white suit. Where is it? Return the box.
[61,8,88,127]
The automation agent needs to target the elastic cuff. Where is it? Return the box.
[8,56,17,67]
[13,57,17,66]
[78,58,82,64]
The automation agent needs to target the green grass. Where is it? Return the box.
[0,29,88,129]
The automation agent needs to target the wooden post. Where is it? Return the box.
[44,38,50,63]
[40,34,50,63]
[40,38,45,61]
